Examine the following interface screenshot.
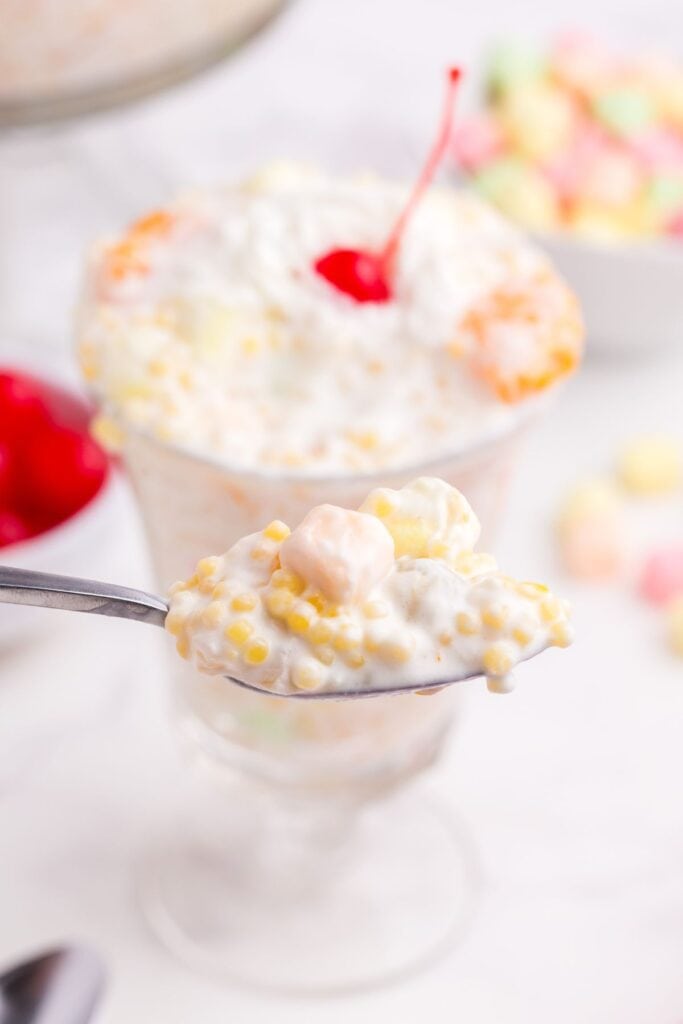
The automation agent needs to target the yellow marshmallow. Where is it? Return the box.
[618,436,681,495]
[666,597,683,657]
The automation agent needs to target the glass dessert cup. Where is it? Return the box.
[123,412,536,992]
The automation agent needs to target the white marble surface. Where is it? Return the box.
[1,1,683,1020]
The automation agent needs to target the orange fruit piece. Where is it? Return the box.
[460,270,583,403]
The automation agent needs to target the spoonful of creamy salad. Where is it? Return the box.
[0,478,572,698]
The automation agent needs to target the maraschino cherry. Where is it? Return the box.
[0,369,110,549]
[314,67,462,304]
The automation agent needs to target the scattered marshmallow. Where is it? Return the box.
[639,546,683,605]
[617,435,681,495]
[666,596,683,657]
[557,479,626,581]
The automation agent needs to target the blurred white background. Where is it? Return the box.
[1,1,683,1021]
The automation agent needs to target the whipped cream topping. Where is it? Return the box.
[165,477,573,696]
[78,163,582,474]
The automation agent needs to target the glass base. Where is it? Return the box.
[140,788,479,995]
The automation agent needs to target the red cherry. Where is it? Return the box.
[313,67,462,303]
[0,509,34,549]
[0,442,17,506]
[21,426,108,523]
[314,249,391,303]
[0,370,50,444]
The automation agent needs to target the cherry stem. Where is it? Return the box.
[379,67,462,270]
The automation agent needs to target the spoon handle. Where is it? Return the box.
[0,565,168,627]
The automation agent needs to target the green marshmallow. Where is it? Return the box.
[593,89,655,138]
[487,41,546,98]
[474,157,528,202]
[646,174,683,216]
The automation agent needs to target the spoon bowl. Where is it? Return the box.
[0,946,105,1024]
[0,565,492,699]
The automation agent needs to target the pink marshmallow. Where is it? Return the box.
[543,153,582,202]
[280,505,395,605]
[639,546,683,604]
[561,517,625,581]
[451,114,504,172]
[667,209,683,237]
[550,32,619,96]
[543,124,612,202]
[630,129,683,172]
[580,148,642,207]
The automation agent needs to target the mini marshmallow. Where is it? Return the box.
[666,596,683,657]
[645,175,683,222]
[557,478,622,528]
[668,209,683,236]
[561,517,625,581]
[631,128,683,171]
[487,41,546,96]
[451,114,504,171]
[593,88,656,138]
[360,476,480,560]
[279,505,394,605]
[499,83,577,161]
[639,546,683,605]
[550,32,615,96]
[581,150,643,208]
[474,158,559,230]
[618,435,681,495]
[557,479,625,581]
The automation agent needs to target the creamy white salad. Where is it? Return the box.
[78,163,582,474]
[165,478,573,696]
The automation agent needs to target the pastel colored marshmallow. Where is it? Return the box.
[631,128,683,171]
[474,158,559,230]
[645,175,683,220]
[593,88,656,138]
[617,435,681,495]
[451,114,504,171]
[639,546,683,605]
[569,200,646,240]
[558,478,621,527]
[542,125,611,201]
[279,505,394,605]
[668,209,683,236]
[560,516,625,581]
[666,596,683,657]
[487,41,546,96]
[499,83,577,161]
[580,150,643,207]
[550,32,616,96]
[361,476,480,559]
[557,479,625,581]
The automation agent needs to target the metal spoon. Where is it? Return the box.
[0,565,488,699]
[0,946,105,1024]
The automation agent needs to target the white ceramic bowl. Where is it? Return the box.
[535,232,682,357]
